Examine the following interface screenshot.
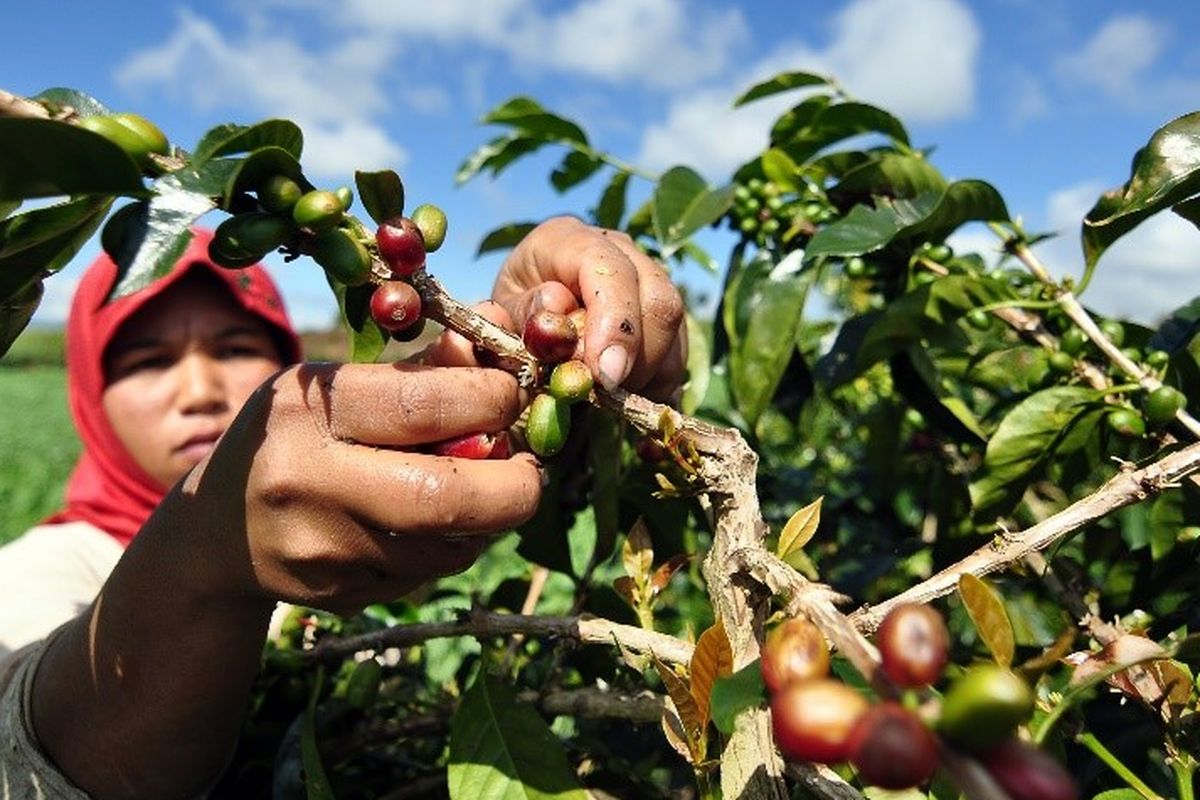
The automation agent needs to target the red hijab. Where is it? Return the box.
[44,228,302,547]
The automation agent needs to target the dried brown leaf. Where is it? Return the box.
[777,496,823,560]
[958,573,1015,667]
[689,621,733,731]
[622,518,654,581]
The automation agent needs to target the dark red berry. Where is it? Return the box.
[523,310,578,364]
[847,702,939,789]
[760,617,830,694]
[978,738,1078,800]
[429,432,501,459]
[771,679,868,764]
[876,602,950,688]
[635,436,669,465]
[376,217,426,277]
[369,280,422,334]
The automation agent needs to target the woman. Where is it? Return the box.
[0,218,685,798]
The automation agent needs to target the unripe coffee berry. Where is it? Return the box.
[258,175,303,213]
[525,393,571,457]
[847,702,939,789]
[760,617,830,694]
[376,217,426,277]
[524,310,578,364]
[369,280,423,334]
[292,189,345,235]
[548,360,593,404]
[410,203,448,252]
[770,678,869,764]
[334,185,354,211]
[311,228,372,287]
[876,602,950,689]
[938,664,1034,751]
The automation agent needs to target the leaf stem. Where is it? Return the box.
[1075,732,1165,800]
[1175,755,1196,800]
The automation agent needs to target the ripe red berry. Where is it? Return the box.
[375,217,426,277]
[429,432,502,459]
[770,679,869,764]
[523,310,578,364]
[369,280,422,334]
[876,602,950,688]
[978,738,1078,800]
[760,617,830,694]
[847,702,939,789]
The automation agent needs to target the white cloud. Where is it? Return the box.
[115,10,405,180]
[1055,15,1168,102]
[1037,180,1200,324]
[637,0,981,177]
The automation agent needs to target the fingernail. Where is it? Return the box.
[598,345,631,391]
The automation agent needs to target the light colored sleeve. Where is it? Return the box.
[0,638,92,799]
[0,523,122,661]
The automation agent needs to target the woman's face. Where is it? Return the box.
[101,274,284,489]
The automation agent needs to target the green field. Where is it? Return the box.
[0,365,79,544]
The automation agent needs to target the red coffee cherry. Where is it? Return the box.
[847,702,939,789]
[978,738,1078,800]
[876,602,950,688]
[771,679,869,764]
[523,310,578,364]
[760,617,830,694]
[375,217,426,277]
[429,432,503,459]
[369,280,422,334]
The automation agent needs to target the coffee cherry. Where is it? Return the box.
[634,436,669,465]
[411,203,448,253]
[390,315,427,343]
[938,664,1034,751]
[430,431,504,459]
[1145,349,1170,369]
[293,190,344,234]
[771,679,869,764]
[311,228,372,287]
[760,617,830,694]
[1059,327,1088,356]
[1099,319,1125,348]
[526,393,571,457]
[847,702,939,789]
[845,257,868,279]
[1143,385,1185,428]
[209,213,294,268]
[1106,407,1146,438]
[876,602,950,689]
[258,175,303,213]
[978,738,1078,800]
[369,280,423,334]
[1048,350,1075,375]
[375,217,426,277]
[523,310,578,364]
[334,185,354,211]
[548,360,593,404]
[345,658,382,711]
[78,113,168,171]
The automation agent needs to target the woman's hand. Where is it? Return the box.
[180,361,542,614]
[425,217,687,403]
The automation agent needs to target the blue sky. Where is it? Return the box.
[5,0,1200,331]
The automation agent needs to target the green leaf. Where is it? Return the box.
[482,96,588,146]
[813,311,882,388]
[1092,791,1146,800]
[355,169,405,226]
[766,94,832,150]
[0,195,113,303]
[174,157,243,199]
[829,152,947,202]
[456,133,548,185]
[300,667,336,800]
[0,279,43,359]
[761,148,801,193]
[709,661,766,735]
[966,346,1051,394]
[586,412,622,578]
[891,348,987,444]
[328,275,388,363]
[108,174,217,299]
[448,671,590,800]
[733,71,829,107]
[726,251,809,427]
[858,276,1009,369]
[1082,112,1200,277]
[681,311,711,415]
[550,150,602,193]
[677,240,719,274]
[33,87,113,118]
[807,181,1009,260]
[969,386,1104,515]
[595,170,630,229]
[1174,195,1200,230]
[0,118,146,201]
[477,222,538,257]
[0,200,19,222]
[958,574,1016,667]
[780,101,912,162]
[191,119,303,167]
[652,166,734,257]
[222,146,308,207]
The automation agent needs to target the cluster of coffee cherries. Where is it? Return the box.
[762,603,1076,799]
[369,208,448,342]
[728,178,837,250]
[516,309,594,458]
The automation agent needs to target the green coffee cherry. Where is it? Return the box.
[1099,320,1125,348]
[293,189,344,234]
[1106,407,1146,438]
[938,664,1034,751]
[311,228,372,286]
[966,309,991,331]
[209,212,294,268]
[1145,349,1171,369]
[526,393,571,457]
[77,113,168,171]
[1048,350,1075,375]
[548,360,593,404]
[1060,327,1088,356]
[1143,386,1186,428]
[411,203,448,252]
[334,185,354,211]
[345,658,382,710]
[258,175,304,213]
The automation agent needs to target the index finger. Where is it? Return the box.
[496,217,642,390]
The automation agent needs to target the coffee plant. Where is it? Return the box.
[3,70,1200,800]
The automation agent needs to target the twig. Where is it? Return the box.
[307,608,695,666]
[0,88,55,120]
[851,436,1200,633]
